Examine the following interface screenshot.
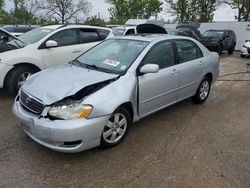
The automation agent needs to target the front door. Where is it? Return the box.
[138,41,179,116]
[42,28,82,68]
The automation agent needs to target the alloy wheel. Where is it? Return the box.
[103,113,127,144]
[17,72,32,88]
[199,80,210,100]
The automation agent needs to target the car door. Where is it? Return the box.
[224,31,231,49]
[138,41,179,116]
[174,39,204,100]
[42,28,81,68]
[78,28,105,53]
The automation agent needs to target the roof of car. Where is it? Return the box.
[206,29,233,32]
[113,34,189,42]
[40,24,111,30]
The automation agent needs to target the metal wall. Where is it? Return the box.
[166,21,250,50]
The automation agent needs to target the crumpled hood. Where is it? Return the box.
[22,64,118,105]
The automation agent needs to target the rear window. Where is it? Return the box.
[79,29,102,43]
[97,29,110,40]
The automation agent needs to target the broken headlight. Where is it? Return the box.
[48,99,92,120]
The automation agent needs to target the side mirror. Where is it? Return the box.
[45,40,58,48]
[1,36,9,42]
[140,64,159,74]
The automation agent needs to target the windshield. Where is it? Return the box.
[72,39,149,74]
[202,31,224,38]
[18,27,54,44]
[112,28,126,36]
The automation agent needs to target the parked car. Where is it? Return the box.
[13,35,220,153]
[240,41,250,57]
[200,30,236,54]
[2,25,38,37]
[0,24,113,95]
[112,26,136,36]
[170,28,201,41]
[112,20,166,36]
[0,28,22,52]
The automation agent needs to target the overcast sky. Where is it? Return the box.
[5,0,237,22]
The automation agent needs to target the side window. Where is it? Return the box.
[79,29,101,43]
[175,40,203,63]
[49,29,79,47]
[97,29,110,40]
[125,29,135,35]
[143,41,175,69]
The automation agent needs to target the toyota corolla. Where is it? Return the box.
[13,35,220,153]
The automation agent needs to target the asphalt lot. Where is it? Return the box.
[0,52,250,188]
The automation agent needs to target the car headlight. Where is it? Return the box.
[243,45,248,48]
[48,99,93,120]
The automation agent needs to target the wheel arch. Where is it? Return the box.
[115,102,134,122]
[204,72,213,82]
[4,62,41,87]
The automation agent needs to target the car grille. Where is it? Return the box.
[20,90,44,115]
[201,40,212,46]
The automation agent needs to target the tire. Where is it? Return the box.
[192,76,211,104]
[101,108,131,149]
[217,45,223,55]
[228,44,235,54]
[6,66,37,96]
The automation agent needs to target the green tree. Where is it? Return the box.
[165,0,217,23]
[107,0,162,24]
[84,15,106,26]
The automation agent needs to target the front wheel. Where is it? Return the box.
[217,45,223,55]
[101,108,131,149]
[6,66,37,96]
[192,77,211,104]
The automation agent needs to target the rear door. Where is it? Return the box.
[174,39,204,100]
[78,28,108,53]
[224,31,232,49]
[138,41,179,116]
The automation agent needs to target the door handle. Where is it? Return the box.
[171,69,178,75]
[73,49,81,53]
[199,61,204,65]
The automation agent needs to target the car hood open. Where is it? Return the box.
[22,64,118,105]
[136,24,167,34]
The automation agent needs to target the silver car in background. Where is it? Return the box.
[13,35,220,153]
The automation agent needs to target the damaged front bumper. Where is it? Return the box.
[13,99,110,153]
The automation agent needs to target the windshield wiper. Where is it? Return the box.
[70,60,119,75]
[69,59,83,67]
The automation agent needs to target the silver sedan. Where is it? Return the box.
[13,35,220,153]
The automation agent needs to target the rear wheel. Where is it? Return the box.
[228,44,235,54]
[192,77,211,104]
[6,66,37,96]
[101,108,131,149]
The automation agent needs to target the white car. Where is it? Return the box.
[241,41,250,57]
[112,26,137,36]
[0,25,113,95]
